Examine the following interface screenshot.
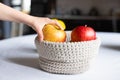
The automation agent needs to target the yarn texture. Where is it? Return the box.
[35,31,101,74]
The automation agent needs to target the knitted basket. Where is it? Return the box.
[35,32,101,74]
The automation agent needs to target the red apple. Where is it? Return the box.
[71,25,96,42]
[43,24,66,42]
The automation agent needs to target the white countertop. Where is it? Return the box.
[0,32,120,80]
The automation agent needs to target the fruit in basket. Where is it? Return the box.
[71,25,96,42]
[52,19,66,30]
[43,24,66,42]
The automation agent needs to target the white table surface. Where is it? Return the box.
[0,32,120,80]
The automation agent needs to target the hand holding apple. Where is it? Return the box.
[42,24,66,42]
[71,25,96,42]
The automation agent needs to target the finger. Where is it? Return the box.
[51,20,63,30]
[37,30,44,42]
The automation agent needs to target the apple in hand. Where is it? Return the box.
[42,24,66,42]
[71,25,96,42]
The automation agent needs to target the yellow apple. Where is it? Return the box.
[52,19,66,30]
[43,24,66,42]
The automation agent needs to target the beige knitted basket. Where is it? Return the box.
[35,32,101,74]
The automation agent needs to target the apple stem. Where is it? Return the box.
[85,25,87,27]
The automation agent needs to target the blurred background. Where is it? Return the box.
[0,0,120,40]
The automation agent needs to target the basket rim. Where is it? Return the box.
[35,36,101,44]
